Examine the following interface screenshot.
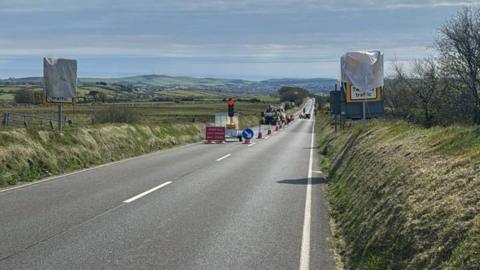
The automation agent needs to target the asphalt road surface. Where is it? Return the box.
[0,99,335,270]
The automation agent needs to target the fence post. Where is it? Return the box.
[2,112,9,127]
[23,115,28,129]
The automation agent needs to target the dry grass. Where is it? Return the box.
[0,123,204,187]
[317,117,480,269]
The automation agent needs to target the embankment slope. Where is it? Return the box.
[0,123,203,186]
[318,117,480,269]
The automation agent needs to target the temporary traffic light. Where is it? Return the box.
[228,98,235,117]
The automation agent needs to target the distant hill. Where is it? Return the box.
[0,75,336,94]
[0,77,43,84]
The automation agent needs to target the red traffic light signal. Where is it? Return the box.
[228,98,235,117]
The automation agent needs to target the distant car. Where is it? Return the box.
[304,113,311,119]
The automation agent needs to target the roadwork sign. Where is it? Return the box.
[206,126,226,142]
[345,81,382,103]
[242,128,254,140]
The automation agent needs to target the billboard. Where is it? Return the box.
[330,88,384,119]
[341,51,384,103]
[43,57,77,103]
[331,51,385,120]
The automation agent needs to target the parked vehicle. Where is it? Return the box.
[299,113,311,119]
[261,104,286,125]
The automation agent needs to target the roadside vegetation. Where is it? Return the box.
[316,115,480,269]
[0,123,203,186]
[0,99,267,187]
[0,84,312,187]
[0,97,269,128]
[386,7,480,128]
[316,8,480,269]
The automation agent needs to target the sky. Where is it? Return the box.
[0,0,478,80]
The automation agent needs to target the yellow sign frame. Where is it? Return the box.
[345,81,382,103]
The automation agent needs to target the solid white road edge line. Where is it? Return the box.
[123,181,172,203]
[216,154,231,161]
[299,112,315,270]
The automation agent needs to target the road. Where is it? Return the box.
[0,99,335,270]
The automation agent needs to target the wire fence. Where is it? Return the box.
[1,112,82,130]
[1,111,216,130]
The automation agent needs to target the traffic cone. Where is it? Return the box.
[257,128,263,139]
[267,128,272,135]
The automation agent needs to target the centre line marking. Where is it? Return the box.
[216,154,231,161]
[247,143,256,147]
[123,181,172,203]
[299,106,315,270]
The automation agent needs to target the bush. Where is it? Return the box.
[14,89,44,104]
[90,106,140,124]
[278,86,310,106]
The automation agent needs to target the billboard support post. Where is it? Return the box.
[362,101,366,125]
[57,104,62,131]
[363,75,367,125]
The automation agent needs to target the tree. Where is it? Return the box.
[437,7,480,123]
[385,61,416,120]
[14,89,44,104]
[278,86,310,106]
[14,89,33,104]
[88,90,100,102]
[98,92,107,103]
[387,58,443,127]
[411,58,441,127]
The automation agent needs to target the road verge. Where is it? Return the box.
[316,115,480,269]
[0,123,204,187]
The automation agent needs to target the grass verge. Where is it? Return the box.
[0,123,204,187]
[316,115,480,269]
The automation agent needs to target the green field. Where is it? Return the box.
[0,88,293,187]
[0,83,280,130]
[0,82,278,103]
[1,101,271,129]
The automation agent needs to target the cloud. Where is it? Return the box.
[0,0,466,78]
[386,1,480,10]
[0,33,430,66]
[1,0,479,14]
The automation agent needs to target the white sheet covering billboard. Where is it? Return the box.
[43,57,77,103]
[341,51,384,92]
